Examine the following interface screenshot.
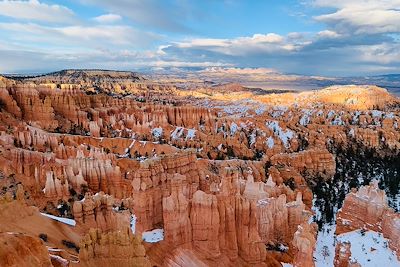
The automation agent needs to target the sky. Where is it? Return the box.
[0,0,399,76]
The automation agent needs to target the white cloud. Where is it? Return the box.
[313,0,400,34]
[358,43,400,64]
[93,14,122,23]
[0,22,159,47]
[0,0,75,23]
[317,30,341,38]
[173,33,298,57]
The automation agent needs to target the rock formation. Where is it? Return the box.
[0,71,399,266]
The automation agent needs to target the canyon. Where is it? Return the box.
[0,69,399,267]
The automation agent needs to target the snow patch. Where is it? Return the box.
[142,228,164,243]
[151,127,163,138]
[40,213,76,226]
[337,230,400,266]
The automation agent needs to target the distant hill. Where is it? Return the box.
[4,69,146,84]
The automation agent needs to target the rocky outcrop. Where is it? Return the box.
[163,174,192,246]
[190,190,220,257]
[76,228,151,267]
[336,181,400,260]
[334,242,355,267]
[72,192,129,233]
[270,148,336,179]
[0,232,53,267]
[336,181,389,234]
[292,223,317,267]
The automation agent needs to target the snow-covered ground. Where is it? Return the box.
[40,213,76,226]
[266,120,294,148]
[312,198,400,267]
[142,229,164,243]
[314,224,336,267]
[337,230,400,266]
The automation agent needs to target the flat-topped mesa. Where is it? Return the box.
[296,85,398,110]
[76,228,151,267]
[336,181,400,260]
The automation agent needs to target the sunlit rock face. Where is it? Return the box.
[0,71,399,266]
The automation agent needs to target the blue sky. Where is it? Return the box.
[0,0,399,76]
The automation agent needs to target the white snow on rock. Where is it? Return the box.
[371,110,383,118]
[266,136,275,149]
[270,106,288,118]
[130,214,137,234]
[142,228,164,243]
[331,116,344,126]
[249,131,256,146]
[170,127,184,139]
[299,109,313,126]
[266,120,293,148]
[186,128,196,140]
[314,224,336,267]
[337,230,400,267]
[349,128,355,137]
[151,127,163,138]
[230,122,238,136]
[40,213,76,226]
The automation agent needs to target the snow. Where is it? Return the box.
[186,128,196,140]
[349,128,355,137]
[371,110,383,118]
[151,127,163,138]
[170,127,184,139]
[271,106,288,118]
[299,109,313,126]
[249,131,256,146]
[230,122,238,136]
[266,136,275,149]
[337,230,400,266]
[130,214,137,234]
[353,111,362,124]
[331,116,344,126]
[142,228,164,243]
[266,120,293,148]
[385,112,395,119]
[255,105,267,115]
[40,213,76,226]
[257,198,270,206]
[314,224,336,267]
